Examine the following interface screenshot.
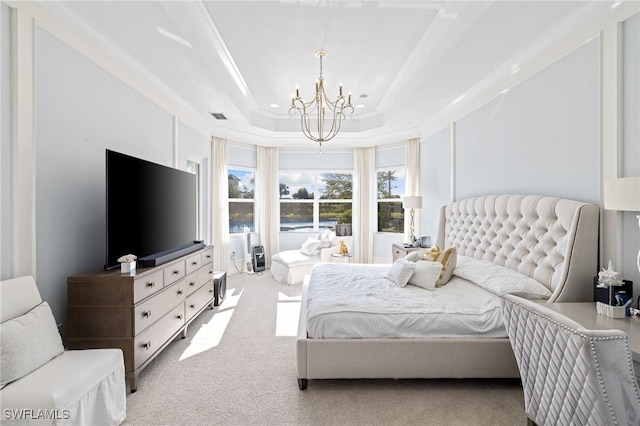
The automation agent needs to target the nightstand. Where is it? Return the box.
[542,303,639,384]
[392,243,422,262]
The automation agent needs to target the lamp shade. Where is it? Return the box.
[402,196,423,209]
[604,177,640,211]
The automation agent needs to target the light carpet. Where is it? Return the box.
[123,271,526,425]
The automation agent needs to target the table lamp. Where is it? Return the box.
[604,176,640,274]
[402,195,422,245]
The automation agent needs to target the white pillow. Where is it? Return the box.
[454,256,552,299]
[317,229,335,242]
[404,251,426,262]
[386,259,416,287]
[1,302,65,389]
[408,261,443,290]
[300,237,322,255]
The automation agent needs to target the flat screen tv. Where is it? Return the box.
[105,149,199,270]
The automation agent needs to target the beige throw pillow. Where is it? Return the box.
[424,245,457,286]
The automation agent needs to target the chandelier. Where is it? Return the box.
[289,50,354,148]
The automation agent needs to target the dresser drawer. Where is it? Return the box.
[134,279,186,335]
[185,281,213,322]
[185,253,203,275]
[164,261,186,285]
[392,247,407,261]
[133,270,164,303]
[185,265,213,297]
[134,303,185,369]
[202,247,214,264]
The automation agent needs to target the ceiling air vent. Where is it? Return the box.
[211,113,227,120]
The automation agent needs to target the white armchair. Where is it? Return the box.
[500,294,640,426]
[271,231,347,285]
[0,276,126,425]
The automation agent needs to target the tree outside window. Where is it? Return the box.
[377,168,405,233]
[229,169,255,233]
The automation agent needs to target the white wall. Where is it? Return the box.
[419,127,450,244]
[1,3,11,279]
[621,12,640,297]
[454,38,600,203]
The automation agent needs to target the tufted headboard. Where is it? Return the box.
[435,195,599,302]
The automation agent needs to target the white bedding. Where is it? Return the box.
[307,262,507,339]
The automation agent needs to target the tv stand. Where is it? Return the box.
[67,245,214,392]
[137,241,206,268]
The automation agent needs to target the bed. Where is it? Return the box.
[296,194,599,390]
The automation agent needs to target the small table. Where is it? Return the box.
[543,302,639,382]
[392,242,422,262]
[331,253,353,263]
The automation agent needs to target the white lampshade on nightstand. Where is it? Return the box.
[604,176,640,274]
[402,195,422,244]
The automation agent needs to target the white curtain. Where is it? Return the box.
[354,147,375,263]
[257,146,279,268]
[404,138,421,243]
[211,137,229,273]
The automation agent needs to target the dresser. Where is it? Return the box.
[391,242,422,262]
[67,245,214,392]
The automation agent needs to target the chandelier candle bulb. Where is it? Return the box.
[289,50,354,144]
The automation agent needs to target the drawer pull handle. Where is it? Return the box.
[178,289,184,295]
[143,310,151,318]
[192,261,198,265]
[143,341,151,350]
[209,288,213,293]
[146,282,155,288]
[177,314,183,320]
[209,270,213,274]
[173,270,179,275]
[206,255,211,259]
[189,281,195,286]
[190,304,196,309]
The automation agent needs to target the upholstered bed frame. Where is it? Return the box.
[296,195,599,390]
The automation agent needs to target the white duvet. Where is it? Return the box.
[307,260,510,339]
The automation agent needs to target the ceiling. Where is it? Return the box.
[39,1,616,148]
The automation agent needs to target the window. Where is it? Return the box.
[228,168,255,233]
[377,168,406,233]
[187,154,209,240]
[280,172,352,233]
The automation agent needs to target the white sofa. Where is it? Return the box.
[271,232,344,285]
[0,276,126,425]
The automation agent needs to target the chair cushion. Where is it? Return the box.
[0,275,42,322]
[1,302,64,389]
[0,349,126,425]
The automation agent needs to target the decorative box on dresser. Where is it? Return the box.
[67,245,214,392]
